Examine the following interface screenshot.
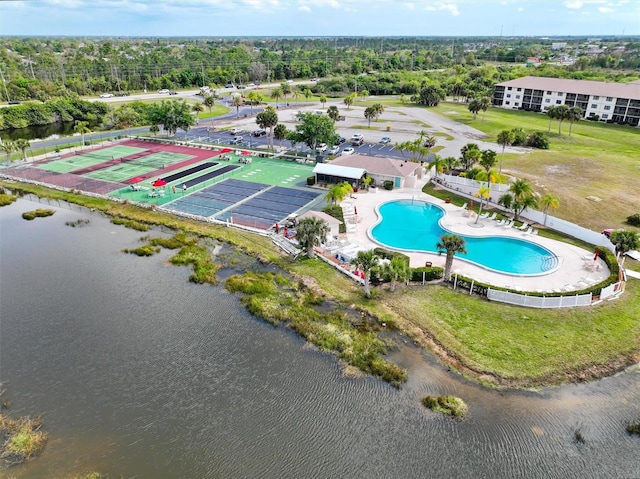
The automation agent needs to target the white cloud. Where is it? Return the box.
[565,1,584,8]
[299,4,311,11]
[422,0,459,16]
[598,6,613,12]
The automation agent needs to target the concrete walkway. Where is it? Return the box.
[337,177,610,293]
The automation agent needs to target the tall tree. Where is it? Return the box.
[343,94,354,110]
[245,91,260,114]
[191,102,204,123]
[288,112,337,152]
[539,192,560,226]
[459,143,481,171]
[479,149,497,179]
[478,96,491,120]
[273,123,288,149]
[203,94,216,127]
[473,183,491,224]
[230,94,243,118]
[545,105,557,132]
[468,99,481,120]
[364,106,376,127]
[256,105,279,150]
[567,106,583,136]
[327,105,340,123]
[74,121,91,148]
[350,250,380,298]
[280,82,292,103]
[496,130,514,174]
[147,99,196,136]
[14,138,31,161]
[436,234,467,282]
[554,104,570,135]
[271,87,283,108]
[319,95,327,107]
[296,217,329,259]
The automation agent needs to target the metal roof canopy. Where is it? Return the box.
[312,163,367,180]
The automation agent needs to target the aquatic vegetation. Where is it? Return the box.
[0,414,48,465]
[65,218,90,227]
[111,217,149,231]
[626,422,640,435]
[421,395,468,418]
[123,245,161,257]
[170,244,219,284]
[0,193,17,207]
[21,208,55,220]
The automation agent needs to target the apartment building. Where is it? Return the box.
[492,76,640,126]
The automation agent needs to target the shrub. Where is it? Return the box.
[410,266,444,282]
[307,176,316,185]
[383,180,394,190]
[510,128,528,146]
[323,204,345,233]
[527,131,549,149]
[626,214,640,227]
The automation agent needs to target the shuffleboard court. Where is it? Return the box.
[160,162,219,183]
[182,165,240,188]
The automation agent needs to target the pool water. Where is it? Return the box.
[370,200,558,275]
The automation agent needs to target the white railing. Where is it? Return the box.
[487,288,593,308]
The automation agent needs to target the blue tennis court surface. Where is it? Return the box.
[165,179,321,229]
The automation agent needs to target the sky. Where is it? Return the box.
[0,0,638,37]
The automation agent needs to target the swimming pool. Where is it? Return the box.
[370,200,558,276]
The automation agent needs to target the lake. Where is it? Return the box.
[0,197,638,478]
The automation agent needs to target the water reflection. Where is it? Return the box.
[0,198,638,479]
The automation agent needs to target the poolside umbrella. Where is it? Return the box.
[129,177,145,184]
[220,148,233,153]
[152,178,167,187]
[240,150,251,155]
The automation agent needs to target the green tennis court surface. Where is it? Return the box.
[85,152,194,182]
[40,146,146,173]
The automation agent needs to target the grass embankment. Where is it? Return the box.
[431,102,640,232]
[21,208,55,220]
[422,395,468,418]
[226,270,407,386]
[3,181,639,388]
[0,414,47,465]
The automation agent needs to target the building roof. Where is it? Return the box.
[312,163,366,180]
[495,76,640,100]
[331,154,421,178]
[298,210,342,225]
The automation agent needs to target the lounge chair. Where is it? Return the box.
[517,222,529,231]
[486,212,497,220]
[460,202,467,210]
[502,220,513,228]
[479,211,489,219]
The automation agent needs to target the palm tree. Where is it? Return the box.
[567,106,583,136]
[422,134,437,150]
[324,181,353,204]
[479,96,491,121]
[479,149,497,178]
[496,130,514,174]
[256,106,278,150]
[280,82,292,103]
[443,156,458,174]
[246,91,260,114]
[473,183,491,224]
[74,121,91,148]
[327,105,340,123]
[271,87,283,108]
[191,102,204,123]
[292,90,301,103]
[498,178,538,221]
[371,103,384,121]
[343,94,354,110]
[382,257,411,292]
[350,250,380,298]
[609,230,639,266]
[296,217,329,259]
[539,192,560,226]
[273,124,288,149]
[364,106,376,127]
[360,89,370,99]
[554,104,570,135]
[468,99,481,120]
[304,89,312,102]
[203,94,216,127]
[14,138,31,161]
[150,124,160,136]
[320,95,327,108]
[436,234,467,282]
[0,139,15,164]
[545,105,557,132]
[230,95,243,118]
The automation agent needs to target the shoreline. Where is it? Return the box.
[1,183,639,390]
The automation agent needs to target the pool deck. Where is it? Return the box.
[340,180,610,293]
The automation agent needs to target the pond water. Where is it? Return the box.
[0,197,638,479]
[0,121,102,142]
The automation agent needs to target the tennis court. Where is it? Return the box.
[85,152,193,183]
[40,146,146,173]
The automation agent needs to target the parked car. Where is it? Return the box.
[229,128,243,135]
[115,92,130,97]
[168,91,178,95]
[335,137,346,145]
[8,100,21,105]
[158,89,170,94]
[99,93,114,98]
[252,129,266,137]
[310,78,319,82]
[341,147,355,156]
[230,136,244,145]
[328,145,340,155]
[286,80,294,84]
[316,143,328,153]
[237,85,246,90]
[380,136,391,144]
[351,134,364,146]
[225,83,235,89]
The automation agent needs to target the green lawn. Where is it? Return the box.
[431,102,640,232]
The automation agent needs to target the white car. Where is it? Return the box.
[158,89,170,94]
[328,145,340,155]
[229,128,243,135]
[341,147,355,156]
[99,93,114,98]
[230,136,244,145]
[316,143,327,153]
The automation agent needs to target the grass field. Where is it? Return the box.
[431,102,640,232]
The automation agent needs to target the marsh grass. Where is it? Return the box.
[150,231,197,249]
[421,395,468,418]
[170,244,218,284]
[0,193,17,207]
[123,244,161,256]
[65,218,90,227]
[21,208,55,220]
[626,422,640,435]
[111,217,150,231]
[0,414,48,465]
[225,271,407,386]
